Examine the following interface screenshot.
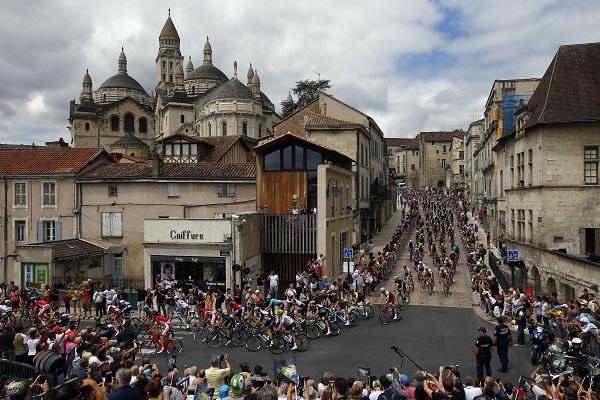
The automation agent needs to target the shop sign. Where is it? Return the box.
[170,230,204,240]
[145,219,230,244]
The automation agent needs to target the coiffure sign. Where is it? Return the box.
[145,219,230,244]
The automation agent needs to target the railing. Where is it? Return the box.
[261,214,317,254]
[488,252,510,292]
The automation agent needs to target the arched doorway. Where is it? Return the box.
[529,265,541,296]
[546,277,557,296]
[437,180,444,188]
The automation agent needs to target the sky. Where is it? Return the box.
[1,0,600,144]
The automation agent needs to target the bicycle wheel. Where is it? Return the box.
[396,305,404,321]
[231,330,247,347]
[170,316,184,331]
[245,334,264,352]
[305,323,321,340]
[269,336,286,354]
[207,330,224,348]
[140,339,159,356]
[296,334,310,352]
[350,308,362,321]
[427,283,434,295]
[167,338,183,355]
[379,308,391,325]
[443,284,450,297]
[348,313,358,327]
[191,325,206,344]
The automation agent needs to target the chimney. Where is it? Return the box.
[151,145,161,177]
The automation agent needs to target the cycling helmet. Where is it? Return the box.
[230,374,246,396]
[580,316,590,324]
[380,287,386,293]
[572,337,582,345]
[276,309,284,316]
[3,300,11,307]
[219,385,230,399]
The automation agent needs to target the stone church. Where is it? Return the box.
[69,12,277,151]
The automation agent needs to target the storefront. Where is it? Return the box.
[143,218,234,290]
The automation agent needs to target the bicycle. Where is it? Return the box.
[140,328,183,356]
[442,280,451,297]
[269,330,310,354]
[378,303,402,325]
[303,317,340,339]
[330,309,357,327]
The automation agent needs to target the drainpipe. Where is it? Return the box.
[3,176,7,285]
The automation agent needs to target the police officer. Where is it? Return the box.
[494,317,512,372]
[475,326,493,385]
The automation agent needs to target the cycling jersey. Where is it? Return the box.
[279,314,295,328]
[175,299,189,310]
[154,315,171,336]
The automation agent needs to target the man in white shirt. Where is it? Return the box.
[463,376,483,400]
[268,271,279,296]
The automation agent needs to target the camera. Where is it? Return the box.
[219,354,226,361]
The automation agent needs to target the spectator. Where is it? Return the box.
[206,354,231,396]
[108,367,144,400]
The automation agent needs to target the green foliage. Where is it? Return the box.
[280,79,331,118]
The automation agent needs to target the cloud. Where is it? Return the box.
[0,0,599,143]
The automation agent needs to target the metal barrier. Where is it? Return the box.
[488,252,510,292]
[0,360,53,398]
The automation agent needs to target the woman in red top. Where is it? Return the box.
[81,288,91,319]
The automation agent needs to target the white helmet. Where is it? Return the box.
[580,316,590,324]
[572,337,582,345]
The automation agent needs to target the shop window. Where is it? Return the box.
[168,183,180,197]
[102,212,122,238]
[217,183,236,197]
[14,182,27,206]
[108,185,118,197]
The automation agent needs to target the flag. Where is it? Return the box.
[274,357,299,385]
[357,367,370,379]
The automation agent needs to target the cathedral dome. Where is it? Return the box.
[98,73,147,92]
[206,77,257,102]
[185,63,228,82]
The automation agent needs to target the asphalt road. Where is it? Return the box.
[152,305,534,384]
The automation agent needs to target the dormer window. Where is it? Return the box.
[164,140,199,163]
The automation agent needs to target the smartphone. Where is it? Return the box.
[252,380,266,389]
[581,376,590,391]
[105,372,113,383]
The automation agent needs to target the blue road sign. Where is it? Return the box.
[343,248,354,259]
[507,250,519,262]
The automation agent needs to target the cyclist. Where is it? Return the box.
[35,299,53,321]
[311,300,333,336]
[175,298,190,318]
[150,310,171,354]
[380,288,398,320]
[275,310,299,351]
[0,300,12,318]
[439,266,450,292]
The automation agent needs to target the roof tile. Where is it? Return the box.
[0,148,102,175]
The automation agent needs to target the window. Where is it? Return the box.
[167,183,180,197]
[294,145,304,169]
[192,86,195,95]
[528,209,533,243]
[441,159,446,168]
[259,124,262,138]
[443,145,447,154]
[108,185,118,197]
[111,115,119,131]
[14,182,26,206]
[221,121,227,136]
[162,61,166,68]
[499,170,504,196]
[180,114,185,124]
[15,220,26,245]
[581,228,600,255]
[459,164,464,174]
[510,155,515,188]
[282,146,293,169]
[41,220,59,242]
[85,122,90,131]
[217,183,236,197]
[264,150,281,171]
[124,113,135,133]
[139,117,148,133]
[459,151,464,160]
[101,212,122,238]
[411,164,415,171]
[584,145,598,184]
[169,74,173,82]
[242,122,248,136]
[42,182,56,207]
[169,62,173,69]
[517,152,525,186]
[528,149,533,186]
[112,255,124,287]
[208,123,212,136]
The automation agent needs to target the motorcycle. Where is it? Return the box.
[531,323,551,364]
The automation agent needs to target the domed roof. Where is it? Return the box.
[98,72,147,92]
[206,77,257,102]
[83,69,92,84]
[185,63,228,82]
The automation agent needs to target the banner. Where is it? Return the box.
[274,357,299,385]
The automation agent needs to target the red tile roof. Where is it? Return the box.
[79,162,256,179]
[0,148,103,175]
[386,137,416,147]
[526,42,600,128]
[305,112,359,127]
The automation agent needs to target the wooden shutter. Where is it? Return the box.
[227,184,236,197]
[111,213,122,237]
[101,213,111,237]
[37,220,44,243]
[55,220,62,241]
[217,184,225,197]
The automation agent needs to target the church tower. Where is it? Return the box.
[156,9,183,89]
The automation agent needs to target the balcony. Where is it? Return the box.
[261,213,317,254]
[370,182,388,198]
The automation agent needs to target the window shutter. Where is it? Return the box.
[227,183,236,196]
[103,253,114,276]
[111,213,122,237]
[217,184,225,197]
[55,220,62,241]
[101,213,111,237]
[37,220,44,243]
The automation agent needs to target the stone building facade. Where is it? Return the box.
[418,131,464,188]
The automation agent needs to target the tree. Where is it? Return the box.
[280,79,331,118]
